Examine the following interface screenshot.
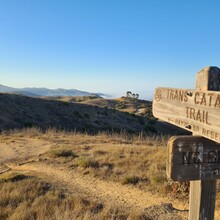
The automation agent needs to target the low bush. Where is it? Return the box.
[0,172,31,183]
[76,157,99,169]
[50,149,77,158]
[122,176,141,185]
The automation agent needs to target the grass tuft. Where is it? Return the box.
[0,172,31,183]
[50,149,77,158]
[76,157,100,169]
[122,176,141,185]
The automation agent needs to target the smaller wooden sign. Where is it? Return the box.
[167,136,220,181]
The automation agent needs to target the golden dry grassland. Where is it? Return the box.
[0,128,219,219]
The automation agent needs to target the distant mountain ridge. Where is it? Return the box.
[0,84,107,97]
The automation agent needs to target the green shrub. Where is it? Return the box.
[0,172,30,183]
[74,111,83,119]
[138,117,145,125]
[144,125,157,133]
[122,176,141,185]
[24,122,34,128]
[61,102,70,106]
[76,157,99,168]
[84,113,90,119]
[151,173,167,184]
[50,149,77,158]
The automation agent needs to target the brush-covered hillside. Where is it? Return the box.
[43,96,151,117]
[0,93,157,133]
[42,95,188,135]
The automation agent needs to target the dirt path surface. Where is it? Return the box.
[0,136,191,219]
[2,135,220,219]
[1,134,220,219]
[8,162,186,212]
[6,161,188,220]
[0,137,51,164]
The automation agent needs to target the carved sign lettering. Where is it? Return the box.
[167,136,220,181]
[153,87,220,143]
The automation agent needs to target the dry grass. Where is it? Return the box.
[0,172,120,220]
[0,128,193,219]
[0,171,179,220]
[4,128,188,198]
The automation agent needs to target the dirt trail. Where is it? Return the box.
[0,136,189,219]
[7,162,187,214]
[0,138,52,165]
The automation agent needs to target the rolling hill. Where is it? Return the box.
[0,84,106,97]
[0,92,188,135]
[0,93,152,133]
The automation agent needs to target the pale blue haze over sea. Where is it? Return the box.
[0,0,220,100]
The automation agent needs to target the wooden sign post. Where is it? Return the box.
[153,66,220,220]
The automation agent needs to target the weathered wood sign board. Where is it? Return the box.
[167,136,220,181]
[153,67,220,220]
[153,87,220,143]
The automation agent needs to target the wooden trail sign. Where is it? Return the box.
[167,136,220,181]
[153,66,220,220]
[153,87,220,143]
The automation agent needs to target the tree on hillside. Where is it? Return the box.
[135,94,139,99]
[126,91,132,98]
[126,91,139,100]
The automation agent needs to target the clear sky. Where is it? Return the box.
[0,0,220,100]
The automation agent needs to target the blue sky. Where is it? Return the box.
[0,0,220,99]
